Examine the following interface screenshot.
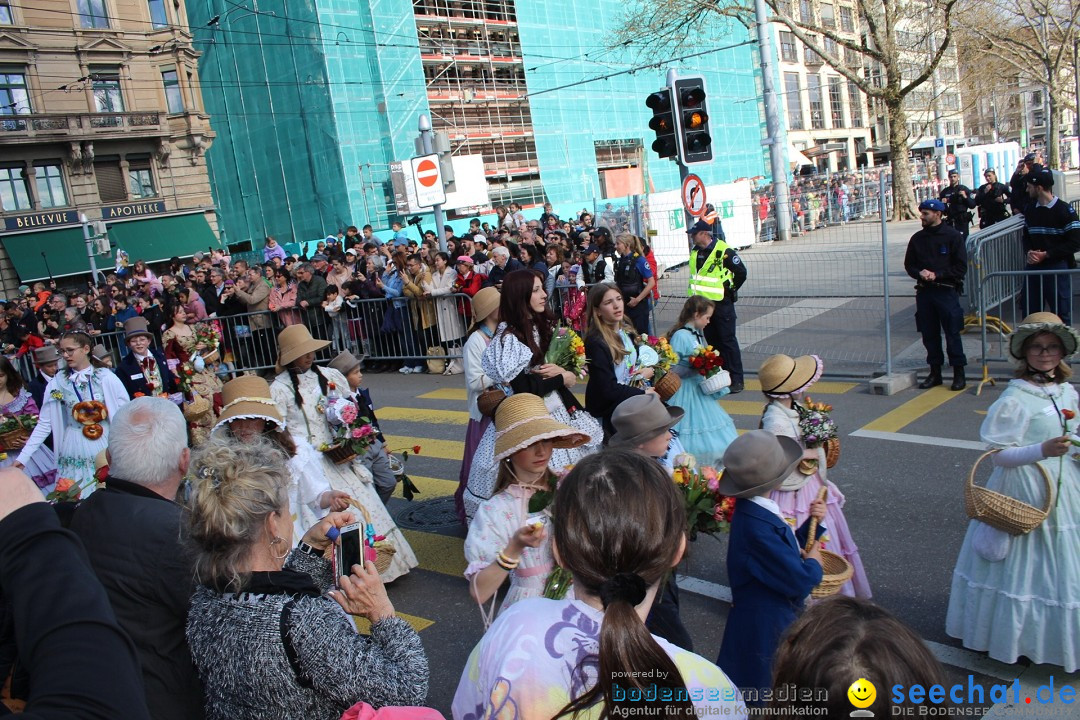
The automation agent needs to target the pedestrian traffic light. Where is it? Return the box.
[646,88,678,160]
[674,76,713,166]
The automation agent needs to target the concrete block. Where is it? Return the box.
[868,371,918,395]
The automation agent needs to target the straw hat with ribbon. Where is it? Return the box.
[1008,312,1080,361]
[717,429,803,499]
[471,286,500,324]
[213,375,285,433]
[275,324,329,372]
[610,394,684,447]
[759,353,824,397]
[493,393,590,463]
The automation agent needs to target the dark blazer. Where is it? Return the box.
[583,332,643,440]
[27,370,50,411]
[115,348,177,399]
[716,498,825,693]
[69,477,205,720]
[348,387,385,444]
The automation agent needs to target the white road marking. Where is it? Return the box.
[737,297,854,347]
[850,428,987,451]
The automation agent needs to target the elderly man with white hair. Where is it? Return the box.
[69,397,205,720]
[482,245,523,288]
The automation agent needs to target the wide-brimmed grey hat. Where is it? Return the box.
[610,394,683,447]
[33,345,60,365]
[328,350,364,378]
[717,430,803,499]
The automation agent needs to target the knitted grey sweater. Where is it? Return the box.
[186,550,428,719]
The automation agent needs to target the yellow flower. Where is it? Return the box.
[672,468,688,486]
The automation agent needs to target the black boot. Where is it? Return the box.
[951,365,966,391]
[918,366,943,389]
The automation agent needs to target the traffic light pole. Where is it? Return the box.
[418,114,448,254]
[754,0,791,243]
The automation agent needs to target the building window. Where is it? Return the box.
[946,120,961,137]
[91,69,124,113]
[784,72,804,131]
[162,70,183,113]
[805,35,823,65]
[848,80,863,127]
[35,164,68,208]
[828,76,845,128]
[0,1,12,24]
[807,74,825,129]
[0,69,30,115]
[839,5,854,31]
[148,0,168,28]
[822,36,838,59]
[128,157,156,198]
[780,32,797,62]
[941,92,960,112]
[94,159,127,203]
[0,166,30,212]
[821,3,835,27]
[799,0,812,23]
[78,0,110,28]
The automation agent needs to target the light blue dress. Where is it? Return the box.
[946,379,1080,672]
[667,325,738,466]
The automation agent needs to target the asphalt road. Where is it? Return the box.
[365,368,1077,716]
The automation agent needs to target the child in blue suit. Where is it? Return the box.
[716,430,827,696]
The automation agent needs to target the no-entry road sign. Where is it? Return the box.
[410,154,446,208]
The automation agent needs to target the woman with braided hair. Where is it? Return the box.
[453,449,744,717]
[270,325,416,582]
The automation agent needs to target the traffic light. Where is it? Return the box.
[646,88,678,159]
[674,76,713,165]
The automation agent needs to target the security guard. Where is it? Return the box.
[1021,169,1080,325]
[939,169,976,240]
[974,168,1011,229]
[688,219,747,393]
[904,199,968,391]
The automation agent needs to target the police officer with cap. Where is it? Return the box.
[974,168,1011,229]
[939,169,976,240]
[688,219,747,393]
[904,198,968,390]
[1010,153,1041,215]
[1021,168,1080,324]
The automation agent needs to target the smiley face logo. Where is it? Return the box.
[847,677,877,709]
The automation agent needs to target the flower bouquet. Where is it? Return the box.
[319,399,376,465]
[672,454,735,540]
[688,345,730,394]
[387,445,422,501]
[47,477,95,503]
[795,397,838,474]
[637,335,681,399]
[192,322,222,366]
[0,413,37,451]
[174,361,198,395]
[545,325,588,379]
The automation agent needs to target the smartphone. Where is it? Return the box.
[333,521,365,586]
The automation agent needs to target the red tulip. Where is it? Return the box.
[1063,409,1076,420]
[412,445,422,455]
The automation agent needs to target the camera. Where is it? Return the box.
[406,216,423,227]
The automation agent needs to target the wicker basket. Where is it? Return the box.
[322,442,359,465]
[700,369,731,395]
[806,486,854,598]
[824,437,840,469]
[654,371,682,401]
[346,498,396,575]
[0,425,31,452]
[964,450,1053,535]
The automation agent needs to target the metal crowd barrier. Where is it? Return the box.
[963,216,1026,328]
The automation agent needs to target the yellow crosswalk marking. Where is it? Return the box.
[416,388,586,405]
[355,612,434,634]
[379,407,470,425]
[384,436,464,461]
[718,399,768,416]
[402,529,466,577]
[859,386,960,433]
[392,474,457,499]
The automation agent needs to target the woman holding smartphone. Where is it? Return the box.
[185,437,429,718]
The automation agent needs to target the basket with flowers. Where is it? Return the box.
[688,345,730,394]
[319,398,377,464]
[0,413,37,451]
[795,396,838,473]
[672,453,735,540]
[636,335,681,399]
[545,325,588,379]
[192,322,222,364]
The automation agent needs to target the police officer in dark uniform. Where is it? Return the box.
[688,219,747,393]
[1009,153,1039,215]
[974,168,1011,229]
[904,199,968,391]
[939,169,976,240]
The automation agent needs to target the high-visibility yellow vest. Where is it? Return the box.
[688,241,734,301]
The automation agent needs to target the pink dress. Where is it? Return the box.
[762,400,871,598]
[0,389,57,491]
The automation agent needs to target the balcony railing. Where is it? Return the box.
[0,112,167,140]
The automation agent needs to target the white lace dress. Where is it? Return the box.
[271,367,417,582]
[288,441,333,545]
[463,324,602,521]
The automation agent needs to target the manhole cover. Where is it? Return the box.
[394,496,461,530]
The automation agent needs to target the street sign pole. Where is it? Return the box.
[418,114,448,253]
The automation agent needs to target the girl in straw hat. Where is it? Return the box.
[270,325,418,582]
[946,313,1080,671]
[758,353,871,598]
[464,393,589,622]
[215,375,350,543]
[463,271,602,522]
[455,286,501,524]
[664,296,738,464]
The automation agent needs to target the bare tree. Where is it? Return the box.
[958,0,1080,170]
[617,0,960,220]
